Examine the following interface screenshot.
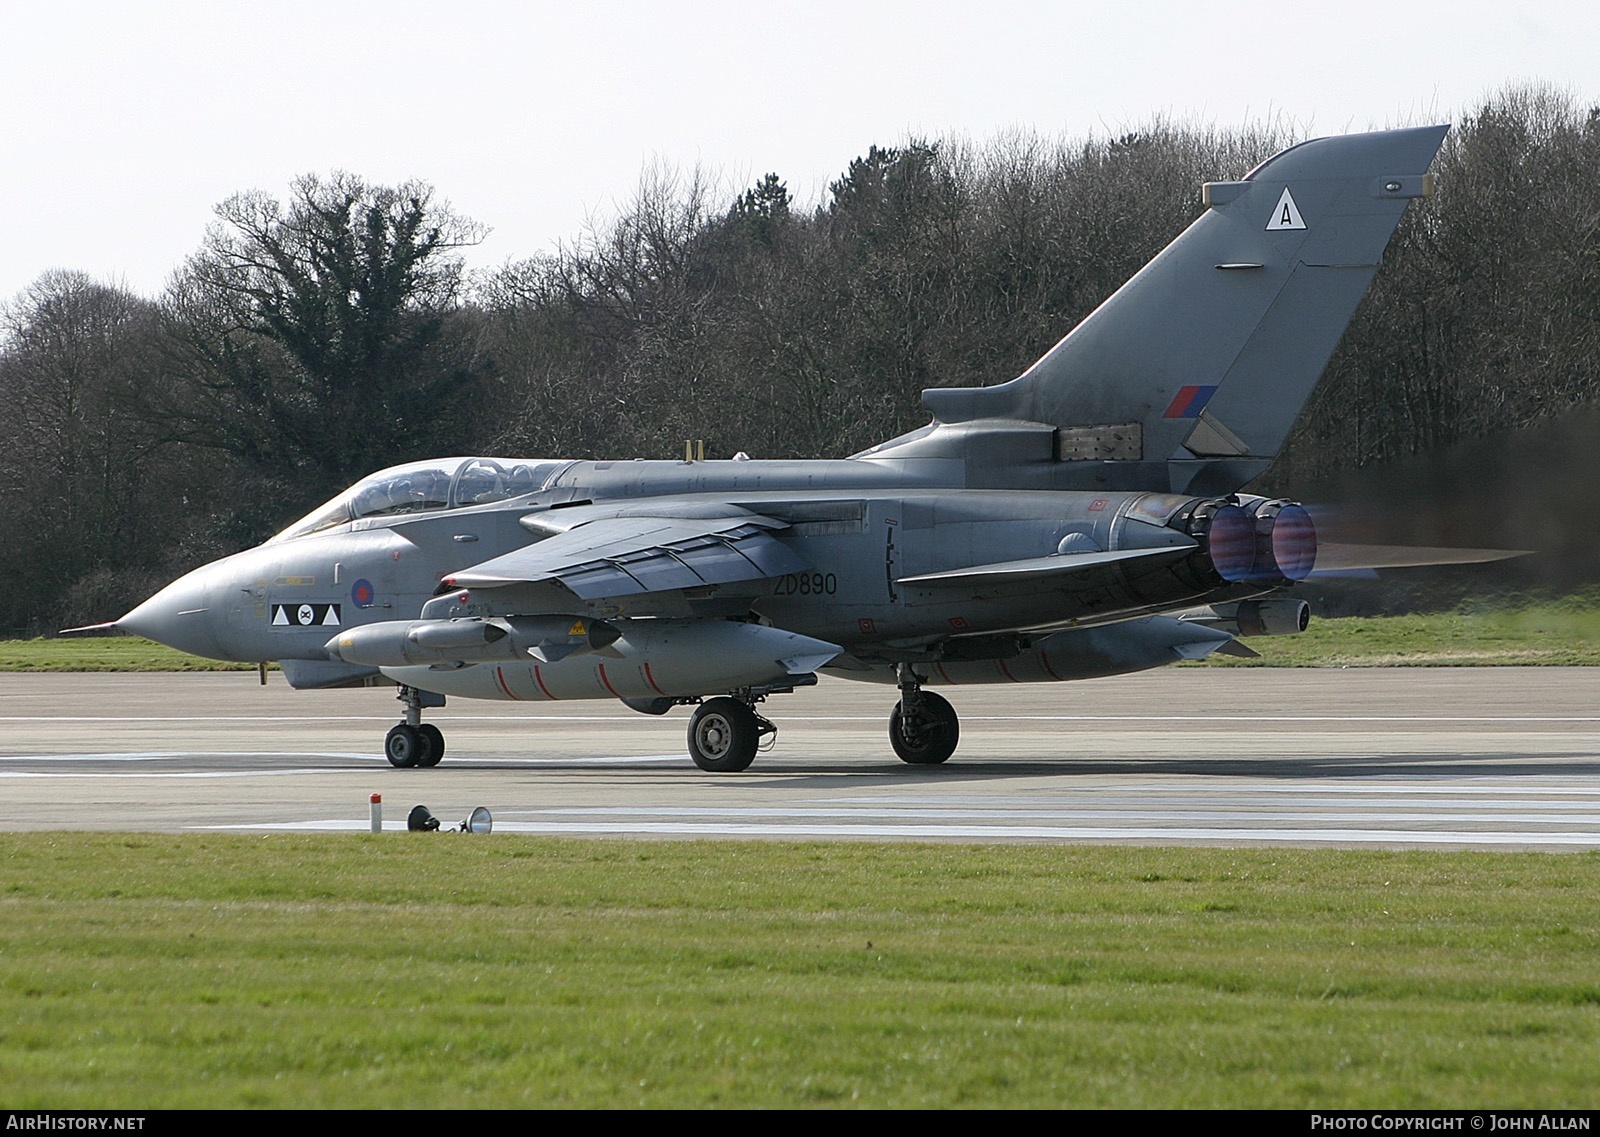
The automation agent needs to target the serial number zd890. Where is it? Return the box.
[773,572,838,596]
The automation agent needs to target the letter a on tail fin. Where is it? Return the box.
[871,126,1449,495]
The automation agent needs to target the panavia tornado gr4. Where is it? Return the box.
[99,125,1486,771]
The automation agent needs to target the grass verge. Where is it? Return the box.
[0,638,258,672]
[1,834,1597,1108]
[1201,600,1600,667]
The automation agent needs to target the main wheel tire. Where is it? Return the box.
[889,690,959,765]
[687,697,760,772]
[385,723,430,768]
[416,724,445,767]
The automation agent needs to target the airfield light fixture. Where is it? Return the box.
[407,804,493,834]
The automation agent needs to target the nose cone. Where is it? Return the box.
[119,563,231,660]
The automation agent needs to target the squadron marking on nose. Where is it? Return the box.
[270,603,341,627]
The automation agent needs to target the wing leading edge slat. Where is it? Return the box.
[446,514,810,599]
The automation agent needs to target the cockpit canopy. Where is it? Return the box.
[270,457,569,543]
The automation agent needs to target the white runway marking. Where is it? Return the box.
[961,714,1600,723]
[0,715,633,724]
[844,783,1600,800]
[0,752,379,763]
[504,804,1600,825]
[0,753,689,772]
[7,713,1600,723]
[0,768,372,779]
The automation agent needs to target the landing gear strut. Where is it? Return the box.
[687,696,775,773]
[386,685,446,768]
[890,664,959,765]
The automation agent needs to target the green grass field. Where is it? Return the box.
[1199,600,1600,667]
[2,835,1597,1108]
[0,637,260,672]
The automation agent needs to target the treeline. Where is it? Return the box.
[2,85,1596,634]
[1282,86,1600,485]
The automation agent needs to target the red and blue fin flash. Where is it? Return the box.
[1163,384,1219,419]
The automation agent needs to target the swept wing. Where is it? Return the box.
[443,504,810,598]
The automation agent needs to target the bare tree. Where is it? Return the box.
[0,272,182,630]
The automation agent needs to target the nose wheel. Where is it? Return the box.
[385,723,445,768]
[386,686,446,768]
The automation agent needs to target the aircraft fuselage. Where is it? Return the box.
[124,456,1270,686]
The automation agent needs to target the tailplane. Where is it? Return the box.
[861,126,1448,494]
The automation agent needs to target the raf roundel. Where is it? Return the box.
[351,579,376,608]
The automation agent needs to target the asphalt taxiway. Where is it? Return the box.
[3,668,1599,848]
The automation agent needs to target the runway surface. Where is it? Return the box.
[3,668,1599,848]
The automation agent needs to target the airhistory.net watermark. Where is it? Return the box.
[4,1118,145,1131]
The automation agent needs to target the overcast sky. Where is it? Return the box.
[3,0,1596,303]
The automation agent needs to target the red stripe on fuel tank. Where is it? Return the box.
[643,662,666,695]
[532,665,557,700]
[596,663,622,698]
[494,666,518,700]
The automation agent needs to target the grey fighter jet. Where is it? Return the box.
[100,126,1470,771]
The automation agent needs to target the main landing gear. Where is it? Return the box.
[889,664,959,765]
[686,696,777,773]
[682,669,959,773]
[386,685,446,768]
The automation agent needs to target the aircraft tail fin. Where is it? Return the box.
[868,126,1448,494]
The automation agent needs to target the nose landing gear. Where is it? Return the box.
[386,685,446,768]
